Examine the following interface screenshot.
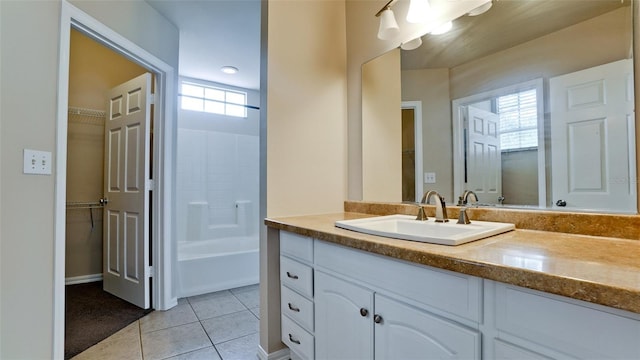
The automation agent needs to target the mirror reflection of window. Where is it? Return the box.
[497,89,538,151]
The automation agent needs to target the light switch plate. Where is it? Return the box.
[425,172,436,184]
[23,149,52,175]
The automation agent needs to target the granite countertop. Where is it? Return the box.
[265,212,640,315]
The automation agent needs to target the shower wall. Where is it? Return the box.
[176,130,259,241]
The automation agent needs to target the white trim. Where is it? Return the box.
[55,2,176,358]
[451,78,545,208]
[257,345,290,360]
[65,274,103,285]
[401,101,424,202]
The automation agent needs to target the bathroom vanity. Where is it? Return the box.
[267,205,640,360]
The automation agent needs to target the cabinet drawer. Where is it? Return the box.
[281,231,313,263]
[495,284,640,359]
[280,256,313,298]
[282,315,315,360]
[282,285,314,332]
[314,240,481,322]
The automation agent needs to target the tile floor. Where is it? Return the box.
[72,284,261,360]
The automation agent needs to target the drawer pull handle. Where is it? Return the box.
[286,272,299,280]
[288,303,301,312]
[359,308,369,317]
[288,333,301,345]
[374,314,383,324]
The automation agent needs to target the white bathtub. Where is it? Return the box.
[177,235,259,298]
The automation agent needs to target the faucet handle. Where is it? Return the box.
[416,206,428,221]
[457,208,471,224]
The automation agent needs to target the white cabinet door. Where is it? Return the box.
[315,271,373,360]
[374,294,480,360]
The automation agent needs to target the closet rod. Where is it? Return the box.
[65,201,104,210]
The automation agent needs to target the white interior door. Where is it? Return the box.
[550,59,635,213]
[103,73,152,308]
[466,106,502,204]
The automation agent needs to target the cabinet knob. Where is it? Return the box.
[288,303,300,312]
[286,271,299,280]
[374,314,383,324]
[359,308,369,317]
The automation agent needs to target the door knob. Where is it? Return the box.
[99,198,109,206]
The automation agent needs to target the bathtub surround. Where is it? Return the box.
[176,84,260,299]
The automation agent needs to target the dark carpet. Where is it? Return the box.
[65,281,153,359]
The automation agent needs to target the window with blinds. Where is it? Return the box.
[180,82,247,118]
[497,89,538,151]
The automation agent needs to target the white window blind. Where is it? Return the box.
[497,89,538,150]
[180,82,247,118]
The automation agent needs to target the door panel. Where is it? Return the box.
[467,106,502,204]
[315,271,373,360]
[103,73,152,309]
[550,59,635,212]
[374,294,480,359]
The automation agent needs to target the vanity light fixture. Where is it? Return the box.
[401,36,423,50]
[376,2,400,40]
[406,0,431,23]
[220,66,239,74]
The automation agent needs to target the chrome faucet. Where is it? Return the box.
[458,190,478,206]
[416,190,449,223]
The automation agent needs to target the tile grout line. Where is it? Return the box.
[137,320,145,360]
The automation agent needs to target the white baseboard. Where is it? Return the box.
[257,345,290,360]
[65,273,103,285]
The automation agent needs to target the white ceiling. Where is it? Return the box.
[145,0,261,90]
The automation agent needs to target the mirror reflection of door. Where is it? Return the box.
[402,108,416,202]
[550,59,636,213]
[465,105,501,204]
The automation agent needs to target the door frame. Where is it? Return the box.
[401,101,424,202]
[452,78,546,208]
[53,1,176,357]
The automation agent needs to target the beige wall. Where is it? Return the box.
[265,1,347,217]
[260,0,348,354]
[502,150,538,205]
[0,1,178,358]
[401,68,453,201]
[66,29,147,279]
[345,0,401,200]
[362,49,402,201]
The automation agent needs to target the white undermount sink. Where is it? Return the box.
[335,214,515,246]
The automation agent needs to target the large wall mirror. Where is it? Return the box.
[364,0,636,214]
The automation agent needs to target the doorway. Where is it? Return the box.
[54,2,176,358]
[64,28,153,358]
[401,101,423,203]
